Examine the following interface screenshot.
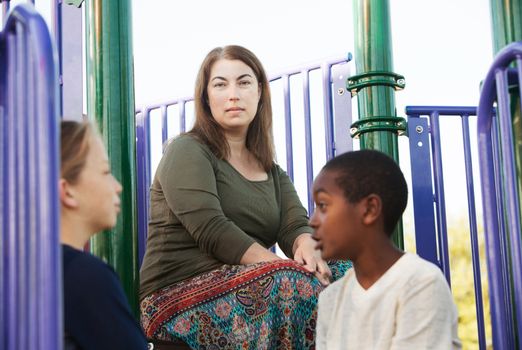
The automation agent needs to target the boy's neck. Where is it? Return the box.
[352,238,404,290]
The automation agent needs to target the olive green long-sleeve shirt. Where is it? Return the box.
[139,134,312,299]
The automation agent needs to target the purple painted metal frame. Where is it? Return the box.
[0,4,62,350]
[477,41,522,350]
[406,106,487,350]
[135,55,352,265]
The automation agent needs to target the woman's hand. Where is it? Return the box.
[240,242,282,264]
[293,233,332,286]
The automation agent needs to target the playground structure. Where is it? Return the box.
[1,1,522,349]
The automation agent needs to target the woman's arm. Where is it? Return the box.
[275,165,331,284]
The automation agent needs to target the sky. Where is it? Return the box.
[131,0,494,237]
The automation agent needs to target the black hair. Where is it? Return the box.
[322,149,408,236]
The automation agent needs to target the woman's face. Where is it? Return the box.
[72,135,122,233]
[207,58,261,137]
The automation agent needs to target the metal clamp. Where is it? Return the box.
[349,116,407,139]
[347,71,405,97]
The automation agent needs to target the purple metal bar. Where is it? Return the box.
[161,105,168,145]
[490,116,515,348]
[477,41,522,349]
[302,69,314,213]
[136,110,150,266]
[331,61,353,155]
[179,100,186,133]
[428,111,452,285]
[51,0,63,115]
[1,4,62,350]
[2,0,9,20]
[321,64,335,160]
[495,67,522,343]
[6,30,18,350]
[406,115,438,265]
[461,114,486,350]
[282,74,294,181]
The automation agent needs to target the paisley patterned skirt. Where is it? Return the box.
[141,260,351,350]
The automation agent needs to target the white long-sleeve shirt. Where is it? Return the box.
[317,253,462,350]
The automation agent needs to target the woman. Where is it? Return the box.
[60,120,148,350]
[139,45,350,349]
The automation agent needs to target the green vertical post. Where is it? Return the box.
[350,0,405,248]
[490,0,522,215]
[84,0,139,315]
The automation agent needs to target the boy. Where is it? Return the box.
[310,150,461,349]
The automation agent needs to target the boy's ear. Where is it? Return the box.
[58,179,79,209]
[361,194,382,226]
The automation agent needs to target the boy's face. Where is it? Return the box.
[310,170,365,261]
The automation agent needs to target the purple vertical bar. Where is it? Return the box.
[282,74,293,181]
[6,30,18,350]
[491,117,514,348]
[477,46,512,350]
[161,105,168,145]
[406,115,438,266]
[495,68,522,347]
[51,0,63,116]
[428,111,451,285]
[32,5,62,349]
[136,111,148,265]
[16,23,28,350]
[321,63,334,160]
[302,70,314,213]
[331,62,352,155]
[26,26,39,350]
[179,100,186,133]
[461,115,486,350]
[2,1,9,21]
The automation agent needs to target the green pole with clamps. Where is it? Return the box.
[350,0,405,248]
[84,0,140,316]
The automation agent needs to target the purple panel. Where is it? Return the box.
[477,41,522,349]
[1,4,62,350]
[406,115,438,266]
[407,105,488,349]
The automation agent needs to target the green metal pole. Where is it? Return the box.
[351,0,405,248]
[84,0,139,315]
[490,0,522,219]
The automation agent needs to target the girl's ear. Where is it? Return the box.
[361,194,382,226]
[58,179,79,209]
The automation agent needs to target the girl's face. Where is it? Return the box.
[206,59,261,137]
[71,135,122,233]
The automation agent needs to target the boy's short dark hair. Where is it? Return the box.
[322,149,408,236]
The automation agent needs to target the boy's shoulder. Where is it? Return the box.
[398,253,445,280]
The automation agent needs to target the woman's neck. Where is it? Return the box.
[60,214,92,250]
[226,135,248,160]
